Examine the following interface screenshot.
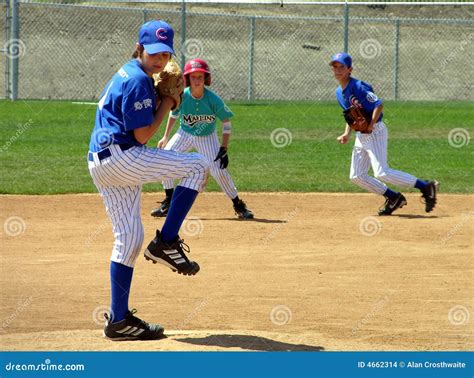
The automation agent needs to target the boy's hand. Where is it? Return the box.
[337,134,350,144]
[157,136,168,149]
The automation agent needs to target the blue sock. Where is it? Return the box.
[414,179,429,191]
[161,185,198,242]
[383,188,399,201]
[110,261,133,323]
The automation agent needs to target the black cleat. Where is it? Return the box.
[421,181,439,213]
[150,197,171,218]
[103,309,164,341]
[233,199,254,219]
[144,230,200,276]
[378,193,407,216]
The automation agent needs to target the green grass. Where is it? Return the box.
[0,100,472,194]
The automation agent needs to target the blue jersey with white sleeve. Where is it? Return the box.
[335,77,383,123]
[89,59,156,152]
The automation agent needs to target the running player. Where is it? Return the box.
[150,58,254,219]
[88,20,209,341]
[330,52,438,215]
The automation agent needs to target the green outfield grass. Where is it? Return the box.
[0,100,472,194]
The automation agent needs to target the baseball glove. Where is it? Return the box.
[343,105,372,134]
[153,60,184,111]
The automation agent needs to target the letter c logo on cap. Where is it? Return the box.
[156,28,168,40]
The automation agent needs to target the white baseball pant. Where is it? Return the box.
[88,144,209,267]
[162,128,238,199]
[349,122,418,194]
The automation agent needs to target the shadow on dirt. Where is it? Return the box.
[199,218,287,223]
[174,334,325,351]
[392,214,440,219]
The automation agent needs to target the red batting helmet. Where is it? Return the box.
[183,58,211,86]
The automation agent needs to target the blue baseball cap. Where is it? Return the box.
[138,20,175,55]
[330,52,352,68]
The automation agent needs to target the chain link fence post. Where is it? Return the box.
[247,16,256,101]
[180,0,186,70]
[9,0,19,101]
[343,2,349,52]
[2,0,11,99]
[393,20,401,101]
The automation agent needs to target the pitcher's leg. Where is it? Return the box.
[100,185,144,267]
[98,185,144,322]
[162,130,193,190]
[119,146,209,192]
[152,131,193,218]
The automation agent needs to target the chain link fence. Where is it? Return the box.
[2,1,473,101]
[1,0,7,98]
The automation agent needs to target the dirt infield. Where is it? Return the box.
[0,193,472,351]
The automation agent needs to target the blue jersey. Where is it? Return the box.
[335,77,383,123]
[171,87,234,136]
[89,59,157,152]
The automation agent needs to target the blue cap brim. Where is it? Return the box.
[143,43,175,55]
[330,58,347,66]
[330,57,351,68]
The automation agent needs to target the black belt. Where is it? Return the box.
[88,144,133,162]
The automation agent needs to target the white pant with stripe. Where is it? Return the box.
[88,144,209,268]
[163,128,238,199]
[349,122,418,195]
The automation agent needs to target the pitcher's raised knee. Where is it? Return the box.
[179,153,210,191]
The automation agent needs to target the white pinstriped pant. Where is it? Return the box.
[349,122,418,195]
[163,128,238,199]
[88,144,209,267]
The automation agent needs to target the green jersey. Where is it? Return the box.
[171,87,234,136]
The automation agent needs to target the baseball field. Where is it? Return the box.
[0,100,472,351]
